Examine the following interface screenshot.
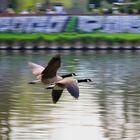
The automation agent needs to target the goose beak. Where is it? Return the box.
[72,73,77,76]
[87,79,92,82]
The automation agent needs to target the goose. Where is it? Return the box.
[28,54,92,103]
[48,78,92,103]
[28,55,76,85]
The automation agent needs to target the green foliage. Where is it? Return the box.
[89,0,101,7]
[0,32,140,42]
[10,0,17,10]
[116,2,140,13]
[100,0,112,9]
[11,0,45,12]
[14,0,32,12]
[128,2,140,10]
[59,0,73,8]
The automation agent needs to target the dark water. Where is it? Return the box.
[0,50,140,140]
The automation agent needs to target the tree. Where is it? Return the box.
[0,0,9,12]
[101,0,113,9]
[107,0,116,3]
[9,0,46,12]
[89,0,102,7]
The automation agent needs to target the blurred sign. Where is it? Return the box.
[77,16,140,33]
[0,15,140,33]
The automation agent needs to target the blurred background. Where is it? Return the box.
[1,1,140,140]
[0,0,140,15]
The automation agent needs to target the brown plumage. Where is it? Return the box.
[28,54,62,85]
[28,54,76,85]
[28,54,92,103]
[41,55,61,79]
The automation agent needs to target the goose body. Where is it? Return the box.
[28,55,76,86]
[28,54,92,103]
[51,78,92,103]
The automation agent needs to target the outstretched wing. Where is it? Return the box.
[57,78,79,99]
[66,79,79,99]
[42,55,61,79]
[51,78,79,103]
[52,83,64,103]
[28,62,44,79]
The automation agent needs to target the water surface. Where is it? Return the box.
[0,50,140,140]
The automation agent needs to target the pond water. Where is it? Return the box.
[0,50,140,140]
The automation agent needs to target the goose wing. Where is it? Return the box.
[28,62,44,79]
[56,78,79,99]
[65,79,79,99]
[52,83,64,103]
[42,55,61,79]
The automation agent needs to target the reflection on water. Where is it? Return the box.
[0,50,140,140]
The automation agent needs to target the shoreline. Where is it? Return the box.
[0,32,140,50]
[0,40,140,50]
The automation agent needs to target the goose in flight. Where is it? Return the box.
[28,55,76,85]
[28,54,92,103]
[47,78,92,103]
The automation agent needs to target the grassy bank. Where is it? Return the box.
[0,32,140,42]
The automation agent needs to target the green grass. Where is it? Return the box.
[0,32,140,42]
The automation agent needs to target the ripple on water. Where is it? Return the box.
[0,51,140,140]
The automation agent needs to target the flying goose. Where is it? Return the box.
[28,55,76,85]
[28,54,92,103]
[49,78,92,103]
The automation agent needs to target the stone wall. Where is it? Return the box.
[0,40,140,50]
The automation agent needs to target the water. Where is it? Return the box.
[0,50,140,140]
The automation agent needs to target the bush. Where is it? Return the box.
[0,32,140,42]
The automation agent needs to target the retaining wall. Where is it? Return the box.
[0,15,140,50]
[0,40,140,50]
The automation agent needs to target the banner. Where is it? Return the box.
[0,15,140,33]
